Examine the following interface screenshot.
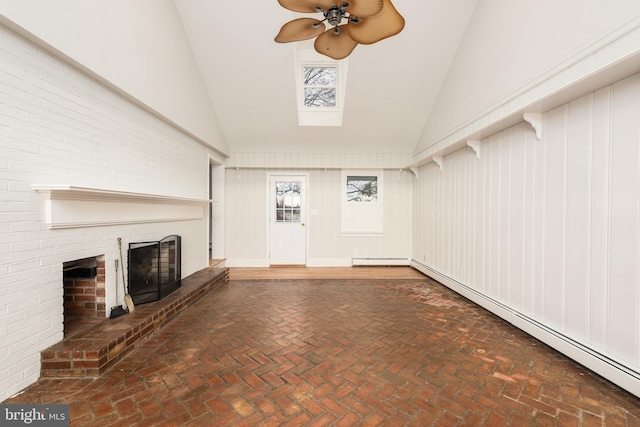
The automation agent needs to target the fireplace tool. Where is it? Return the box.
[110,259,128,318]
[118,237,135,313]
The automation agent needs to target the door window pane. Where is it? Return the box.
[275,181,302,223]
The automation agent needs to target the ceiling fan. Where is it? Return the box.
[274,0,405,60]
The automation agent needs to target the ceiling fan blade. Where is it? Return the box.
[344,0,383,18]
[346,0,404,45]
[314,26,358,60]
[275,18,325,43]
[277,0,335,13]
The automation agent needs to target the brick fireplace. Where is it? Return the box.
[63,255,106,337]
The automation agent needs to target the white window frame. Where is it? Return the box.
[294,47,349,127]
[341,170,384,235]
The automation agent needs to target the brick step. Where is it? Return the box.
[41,266,229,377]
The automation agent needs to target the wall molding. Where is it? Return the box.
[226,152,413,170]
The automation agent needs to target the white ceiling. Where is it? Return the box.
[173,0,478,155]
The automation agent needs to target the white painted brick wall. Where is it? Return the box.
[0,24,215,400]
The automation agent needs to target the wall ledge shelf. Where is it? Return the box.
[32,185,212,229]
[410,20,640,168]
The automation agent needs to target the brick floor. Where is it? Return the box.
[4,274,640,426]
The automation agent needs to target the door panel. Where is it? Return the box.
[270,175,306,265]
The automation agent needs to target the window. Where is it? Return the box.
[303,66,337,108]
[346,176,378,202]
[342,170,383,234]
[275,181,302,223]
[294,47,348,126]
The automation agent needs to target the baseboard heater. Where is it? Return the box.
[352,257,411,267]
[411,260,640,398]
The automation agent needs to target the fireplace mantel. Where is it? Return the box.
[32,185,212,229]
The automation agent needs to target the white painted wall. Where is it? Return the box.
[0,0,228,154]
[417,0,640,152]
[225,169,413,267]
[0,24,216,400]
[414,73,640,396]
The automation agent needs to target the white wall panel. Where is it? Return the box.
[225,168,413,267]
[508,129,527,312]
[543,105,567,330]
[224,169,268,265]
[414,73,640,394]
[565,95,592,343]
[589,87,612,352]
[608,75,640,363]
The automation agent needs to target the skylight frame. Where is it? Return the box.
[294,46,349,127]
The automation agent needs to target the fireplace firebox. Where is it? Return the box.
[128,235,181,305]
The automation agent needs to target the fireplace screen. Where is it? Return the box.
[128,235,181,305]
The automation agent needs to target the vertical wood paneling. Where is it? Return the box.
[414,72,640,377]
[508,128,526,312]
[543,105,568,329]
[498,132,510,303]
[589,86,612,351]
[225,169,269,261]
[477,141,489,293]
[471,145,485,290]
[486,135,500,299]
[429,163,442,269]
[532,116,547,319]
[523,123,538,315]
[608,74,640,361]
[565,95,592,342]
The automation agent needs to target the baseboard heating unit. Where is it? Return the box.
[352,257,411,267]
[411,260,640,398]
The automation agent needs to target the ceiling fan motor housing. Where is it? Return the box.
[326,6,346,27]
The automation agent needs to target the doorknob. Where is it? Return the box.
[301,223,305,227]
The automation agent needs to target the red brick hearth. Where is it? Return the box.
[41,266,229,377]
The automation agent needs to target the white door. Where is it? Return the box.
[270,175,306,265]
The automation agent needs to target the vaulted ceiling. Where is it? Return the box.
[173,0,478,155]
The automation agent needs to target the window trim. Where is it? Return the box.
[341,169,384,235]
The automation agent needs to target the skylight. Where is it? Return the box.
[294,46,348,126]
[303,66,337,108]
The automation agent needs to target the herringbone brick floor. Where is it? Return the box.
[5,270,640,426]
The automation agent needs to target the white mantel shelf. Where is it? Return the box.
[32,185,213,229]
